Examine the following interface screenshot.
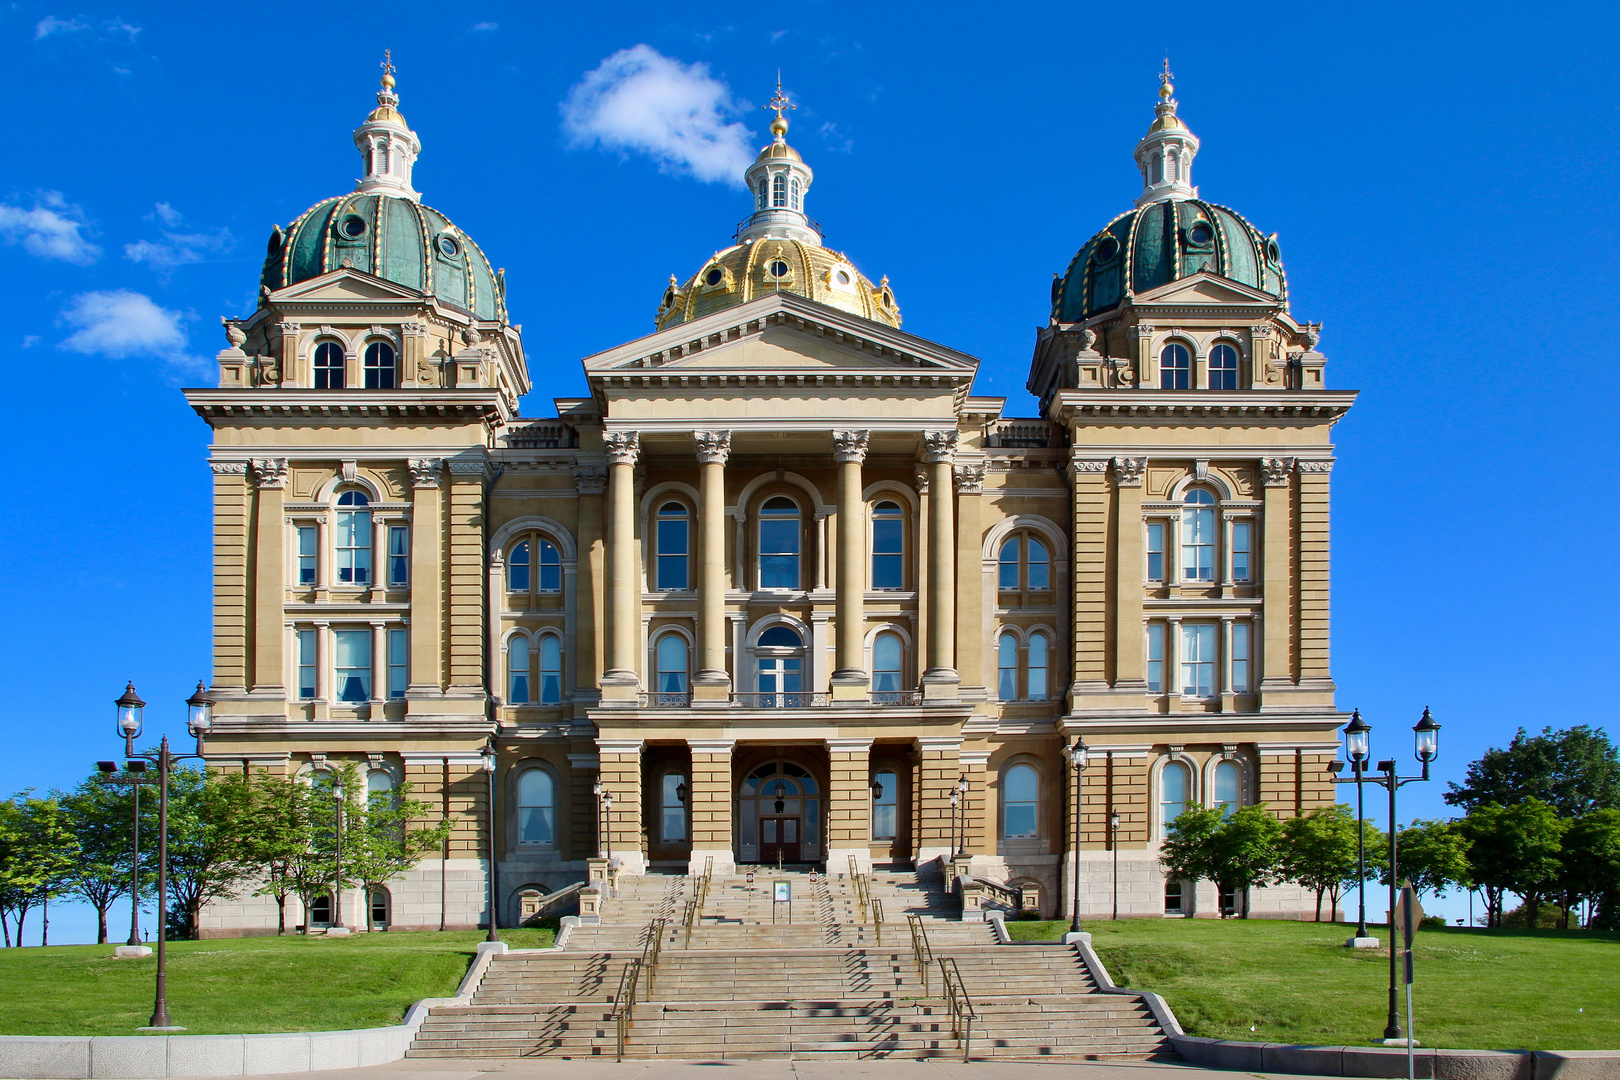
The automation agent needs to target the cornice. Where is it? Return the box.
[1052,389,1357,424]
[185,388,509,424]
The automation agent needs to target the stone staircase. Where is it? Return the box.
[409,868,1174,1061]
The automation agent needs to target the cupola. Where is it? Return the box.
[737,83,819,246]
[353,52,422,202]
[1133,60,1199,207]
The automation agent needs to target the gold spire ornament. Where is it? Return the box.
[1159,56,1174,100]
[381,49,396,90]
[765,77,796,138]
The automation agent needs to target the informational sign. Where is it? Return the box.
[773,880,791,903]
[809,870,819,885]
[745,870,755,887]
[1391,884,1424,955]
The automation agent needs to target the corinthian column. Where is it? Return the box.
[601,431,640,700]
[921,431,960,700]
[694,431,731,703]
[831,430,870,701]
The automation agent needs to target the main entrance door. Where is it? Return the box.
[759,815,801,863]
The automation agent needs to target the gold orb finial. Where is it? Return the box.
[1158,56,1174,100]
[764,75,796,139]
[381,49,396,90]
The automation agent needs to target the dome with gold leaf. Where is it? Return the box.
[654,84,900,330]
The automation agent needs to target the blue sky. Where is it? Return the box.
[0,0,1615,941]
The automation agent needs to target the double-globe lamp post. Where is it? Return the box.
[97,680,213,1031]
[1329,707,1441,1044]
[1063,738,1089,934]
[94,762,153,947]
[482,741,500,943]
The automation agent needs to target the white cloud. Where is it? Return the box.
[35,15,87,38]
[21,335,41,348]
[561,45,754,186]
[57,290,188,362]
[125,203,233,276]
[150,202,182,227]
[471,21,498,31]
[0,191,101,265]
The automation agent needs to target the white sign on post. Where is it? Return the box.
[774,881,791,903]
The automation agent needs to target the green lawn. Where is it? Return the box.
[0,929,553,1036]
[1007,918,1619,1051]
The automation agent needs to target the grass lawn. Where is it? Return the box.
[0,928,553,1037]
[1006,918,1619,1051]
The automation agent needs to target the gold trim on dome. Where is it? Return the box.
[654,238,900,331]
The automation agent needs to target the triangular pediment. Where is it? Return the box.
[583,291,979,378]
[271,268,426,304]
[1133,272,1281,307]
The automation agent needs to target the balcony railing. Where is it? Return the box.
[871,691,924,706]
[503,422,574,449]
[627,690,932,709]
[730,692,830,709]
[638,691,693,708]
[985,419,1064,449]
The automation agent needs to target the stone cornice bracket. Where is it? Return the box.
[1126,324,1156,340]
[1261,457,1297,487]
[1248,324,1276,340]
[1111,456,1147,488]
[446,458,491,481]
[832,429,870,464]
[408,458,443,489]
[913,464,930,495]
[573,465,608,495]
[921,430,958,464]
[274,321,299,339]
[953,461,986,494]
[694,429,732,465]
[604,430,640,467]
[1070,458,1109,477]
[209,460,249,476]
[1297,459,1334,474]
[401,321,429,338]
[249,457,289,490]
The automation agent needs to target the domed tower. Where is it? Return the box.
[653,83,901,330]
[1028,64,1323,412]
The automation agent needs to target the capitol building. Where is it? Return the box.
[187,64,1352,935]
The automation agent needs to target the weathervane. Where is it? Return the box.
[765,74,796,122]
[381,49,396,89]
[1159,56,1175,99]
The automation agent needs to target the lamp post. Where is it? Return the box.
[1329,707,1441,1044]
[332,781,345,931]
[602,790,614,862]
[1109,810,1121,921]
[1063,738,1089,933]
[948,787,960,864]
[104,681,212,1031]
[481,742,499,942]
[94,762,154,947]
[1329,709,1374,942]
[955,775,970,862]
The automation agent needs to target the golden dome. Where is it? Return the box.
[367,104,407,125]
[757,141,803,163]
[656,239,900,330]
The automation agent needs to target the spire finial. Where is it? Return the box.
[765,76,795,139]
[1159,56,1174,100]
[381,49,396,91]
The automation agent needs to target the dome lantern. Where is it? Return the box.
[737,81,819,247]
[353,51,422,203]
[1133,59,1200,208]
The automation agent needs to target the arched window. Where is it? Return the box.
[1209,343,1239,390]
[661,773,688,842]
[507,636,530,704]
[507,535,562,594]
[1028,538,1050,590]
[1214,760,1241,818]
[871,770,898,840]
[517,769,555,846]
[538,635,562,704]
[998,534,1051,595]
[366,770,394,798]
[335,491,371,585]
[368,888,390,928]
[1003,764,1039,839]
[1159,343,1191,390]
[998,538,1019,589]
[363,341,396,389]
[654,633,689,703]
[790,177,801,210]
[537,539,561,592]
[872,632,904,703]
[997,632,1018,701]
[755,625,804,706]
[758,497,800,590]
[1027,632,1050,701]
[314,341,345,389]
[656,502,690,590]
[1161,761,1190,832]
[756,179,768,210]
[507,540,530,592]
[1181,489,1216,582]
[772,173,788,208]
[871,501,904,589]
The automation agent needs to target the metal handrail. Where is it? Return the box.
[937,956,977,1062]
[610,957,642,1062]
[906,913,934,996]
[729,692,831,708]
[871,897,885,946]
[681,898,699,948]
[639,917,667,994]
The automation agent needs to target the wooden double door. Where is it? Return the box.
[758,815,801,863]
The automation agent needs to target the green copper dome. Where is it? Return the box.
[1052,198,1286,323]
[260,193,506,322]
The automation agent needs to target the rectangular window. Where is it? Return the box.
[872,516,904,589]
[1164,880,1184,914]
[872,770,898,840]
[759,520,800,589]
[1146,623,1164,693]
[387,526,409,587]
[1146,522,1165,583]
[334,629,372,703]
[336,510,371,584]
[1181,624,1215,698]
[387,628,408,699]
[298,629,317,700]
[1231,521,1252,582]
[297,526,317,586]
[1231,622,1251,694]
[1182,507,1215,582]
[656,517,689,590]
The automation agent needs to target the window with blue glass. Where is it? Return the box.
[871,632,904,703]
[755,625,804,704]
[334,629,371,703]
[335,491,371,585]
[1209,342,1239,390]
[1159,342,1191,390]
[758,497,801,590]
[871,501,904,589]
[1181,489,1216,582]
[656,502,690,590]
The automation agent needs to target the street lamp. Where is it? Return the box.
[332,781,345,931]
[95,759,154,947]
[1063,738,1089,933]
[1332,709,1374,942]
[105,680,211,1031]
[1109,810,1121,921]
[955,775,970,862]
[948,787,960,864]
[481,742,499,943]
[602,789,614,862]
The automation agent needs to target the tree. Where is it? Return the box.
[1455,799,1565,928]
[58,772,155,944]
[162,768,259,939]
[243,772,314,935]
[347,777,454,931]
[1160,804,1286,918]
[1159,805,1223,899]
[0,795,79,946]
[1381,819,1471,903]
[1556,809,1620,929]
[1445,726,1620,817]
[288,764,369,934]
[1280,804,1360,921]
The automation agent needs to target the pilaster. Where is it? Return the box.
[405,459,444,707]
[210,462,250,691]
[825,737,874,872]
[1070,458,1111,694]
[953,460,985,698]
[1111,457,1148,690]
[445,459,488,699]
[249,458,287,697]
[687,738,736,874]
[597,738,646,875]
[573,464,607,701]
[1259,457,1295,699]
[914,736,961,870]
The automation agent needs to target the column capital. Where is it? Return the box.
[573,464,608,495]
[273,321,300,337]
[694,430,731,465]
[959,749,992,768]
[1111,456,1147,487]
[953,461,986,494]
[687,738,736,755]
[826,737,874,755]
[210,459,249,475]
[407,458,443,489]
[832,429,870,464]
[604,430,640,467]
[921,430,958,464]
[913,464,930,494]
[1261,457,1296,486]
[1126,323,1156,340]
[249,457,288,490]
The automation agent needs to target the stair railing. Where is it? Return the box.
[905,913,934,996]
[610,957,642,1062]
[639,917,667,994]
[871,897,885,946]
[937,956,977,1063]
[680,898,699,948]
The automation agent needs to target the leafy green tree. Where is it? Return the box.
[162,768,259,939]
[1161,804,1286,918]
[290,764,369,933]
[1159,805,1222,899]
[1556,809,1620,929]
[347,776,454,931]
[0,795,79,946]
[1380,819,1471,903]
[1280,804,1360,921]
[1445,726,1620,817]
[243,771,314,935]
[58,772,156,944]
[1456,799,1565,928]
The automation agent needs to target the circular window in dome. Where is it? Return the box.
[1094,237,1120,262]
[340,214,367,239]
[437,234,462,259]
[835,270,851,286]
[1266,239,1281,263]
[705,267,724,286]
[1189,223,1213,245]
[769,260,790,278]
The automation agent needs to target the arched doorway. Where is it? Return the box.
[738,760,822,864]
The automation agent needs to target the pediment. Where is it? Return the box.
[271,269,426,304]
[1133,272,1280,307]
